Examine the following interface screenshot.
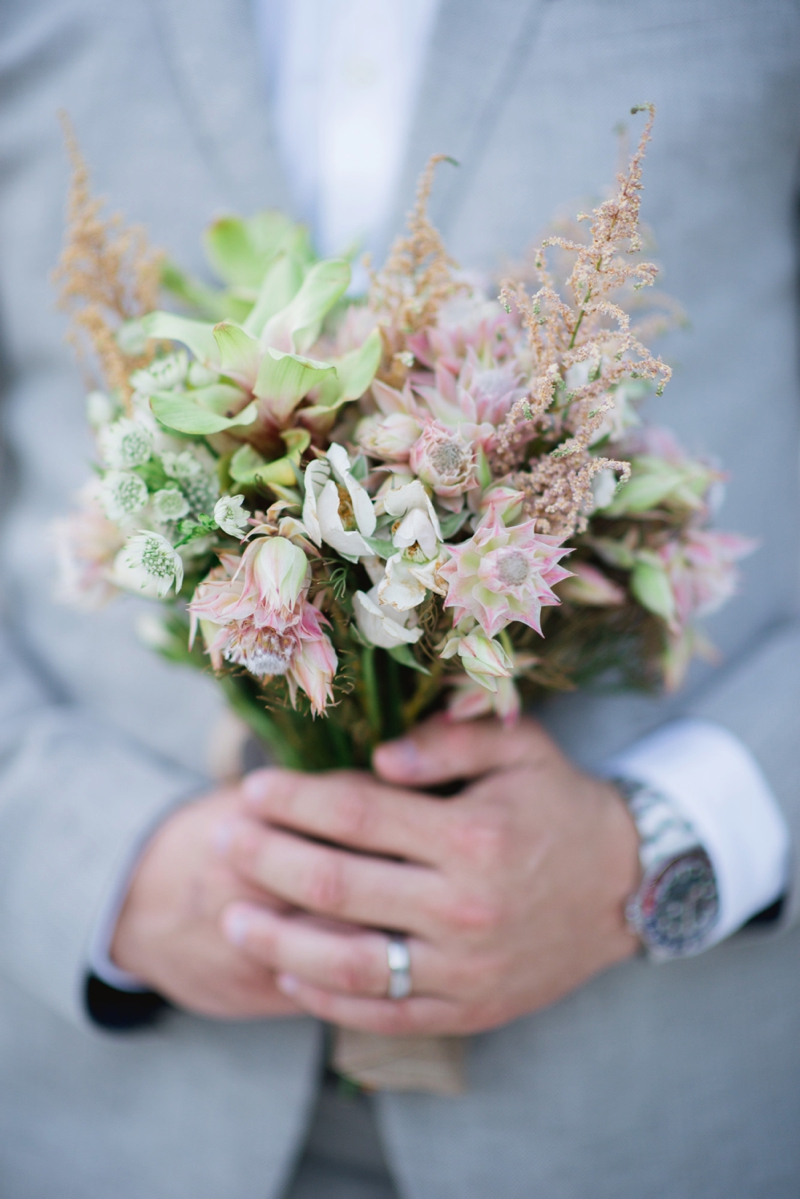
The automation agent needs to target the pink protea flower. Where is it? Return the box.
[285,601,338,714]
[51,483,125,609]
[557,562,626,606]
[239,535,309,628]
[660,529,755,628]
[446,675,521,726]
[440,515,572,638]
[409,420,477,507]
[208,601,337,715]
[407,291,518,373]
[455,352,527,426]
[357,411,422,461]
[192,548,336,715]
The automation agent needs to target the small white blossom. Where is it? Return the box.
[86,390,116,429]
[161,450,203,480]
[353,587,423,649]
[153,488,190,522]
[214,494,251,537]
[187,360,218,387]
[302,444,376,562]
[99,470,148,521]
[383,480,442,559]
[99,418,154,470]
[117,531,184,599]
[160,449,218,514]
[129,351,188,395]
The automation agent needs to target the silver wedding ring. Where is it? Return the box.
[386,937,412,1000]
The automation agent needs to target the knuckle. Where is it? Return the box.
[440,886,505,935]
[449,806,511,871]
[331,943,380,994]
[329,779,373,842]
[304,852,349,915]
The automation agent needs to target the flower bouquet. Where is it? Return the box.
[53,107,751,1090]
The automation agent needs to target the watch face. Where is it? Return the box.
[635,850,719,958]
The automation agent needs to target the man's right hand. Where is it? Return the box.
[111,788,302,1020]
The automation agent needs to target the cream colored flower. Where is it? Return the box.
[353,587,423,649]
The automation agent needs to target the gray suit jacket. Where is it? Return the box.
[1,1,799,1196]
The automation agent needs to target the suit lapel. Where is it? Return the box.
[387,0,550,245]
[149,0,289,212]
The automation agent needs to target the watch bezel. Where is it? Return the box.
[627,847,719,961]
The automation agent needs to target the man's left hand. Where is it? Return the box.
[217,716,642,1035]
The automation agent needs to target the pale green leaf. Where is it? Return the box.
[263,259,350,353]
[387,644,430,674]
[361,535,394,559]
[630,559,676,624]
[438,508,470,539]
[212,322,262,385]
[151,391,258,435]
[243,254,305,337]
[254,349,335,423]
[229,443,297,487]
[141,311,219,368]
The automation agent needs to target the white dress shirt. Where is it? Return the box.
[90,0,789,989]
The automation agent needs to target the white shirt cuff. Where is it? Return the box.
[604,718,791,945]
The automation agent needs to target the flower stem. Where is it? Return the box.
[361,646,382,741]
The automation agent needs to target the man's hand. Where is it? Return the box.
[111,787,302,1020]
[218,716,642,1036]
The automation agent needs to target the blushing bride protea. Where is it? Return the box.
[440,515,573,639]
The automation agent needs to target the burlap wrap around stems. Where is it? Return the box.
[210,713,467,1094]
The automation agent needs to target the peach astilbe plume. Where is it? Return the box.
[492,105,671,537]
[52,115,162,411]
[369,154,464,388]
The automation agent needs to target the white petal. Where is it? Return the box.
[346,474,377,536]
[326,442,352,483]
[377,554,427,611]
[353,588,423,649]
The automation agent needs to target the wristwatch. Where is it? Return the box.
[614,778,720,961]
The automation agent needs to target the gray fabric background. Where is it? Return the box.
[0,1,798,1195]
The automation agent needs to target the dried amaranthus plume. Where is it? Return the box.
[491,105,670,536]
[52,114,162,410]
[369,153,463,387]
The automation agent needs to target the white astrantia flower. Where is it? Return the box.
[99,418,154,470]
[161,449,204,480]
[302,443,376,562]
[129,350,189,396]
[214,494,251,538]
[353,586,423,650]
[117,531,184,599]
[86,390,116,430]
[99,470,148,522]
[383,480,442,560]
[161,448,219,515]
[152,488,190,522]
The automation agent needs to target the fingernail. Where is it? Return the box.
[242,768,278,808]
[277,973,298,996]
[222,907,252,947]
[375,739,422,776]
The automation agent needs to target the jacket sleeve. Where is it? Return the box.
[683,619,800,928]
[0,626,204,1028]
